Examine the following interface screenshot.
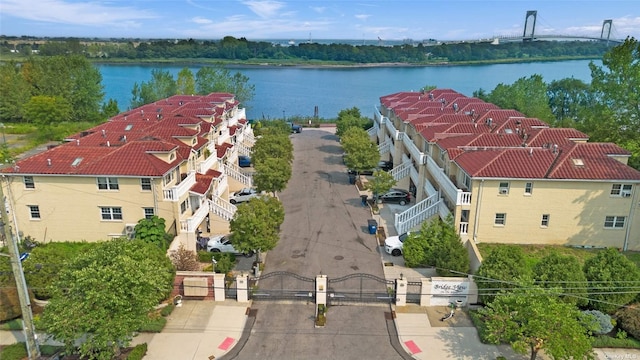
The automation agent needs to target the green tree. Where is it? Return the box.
[533,251,589,307]
[230,196,284,262]
[365,170,396,201]
[253,157,292,195]
[195,66,255,104]
[251,132,293,165]
[483,75,555,122]
[583,248,640,313]
[546,78,592,127]
[0,61,30,121]
[40,239,175,360]
[583,37,640,169]
[131,69,177,108]
[341,127,379,174]
[176,67,196,95]
[475,245,532,304]
[100,98,120,119]
[23,95,72,125]
[336,106,369,137]
[477,287,596,360]
[134,216,170,250]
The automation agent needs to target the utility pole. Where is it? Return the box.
[0,181,40,359]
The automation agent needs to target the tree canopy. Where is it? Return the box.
[475,246,532,304]
[583,248,640,313]
[341,127,379,174]
[230,196,284,262]
[335,107,370,137]
[533,251,589,307]
[40,239,175,360]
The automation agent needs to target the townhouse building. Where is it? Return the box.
[1,93,255,251]
[372,89,640,251]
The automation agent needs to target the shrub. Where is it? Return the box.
[591,334,640,348]
[138,315,167,333]
[198,250,214,263]
[0,287,23,322]
[0,343,27,360]
[126,343,148,360]
[213,253,236,274]
[582,310,614,335]
[160,303,175,317]
[169,245,200,271]
[616,305,640,340]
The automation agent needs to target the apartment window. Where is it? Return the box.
[163,171,175,186]
[23,176,35,189]
[604,216,626,229]
[28,205,40,219]
[610,184,632,197]
[101,207,123,221]
[97,177,119,190]
[494,213,506,226]
[525,182,533,195]
[463,174,471,189]
[180,199,189,214]
[499,182,509,195]
[143,207,155,219]
[140,178,152,191]
[541,214,550,227]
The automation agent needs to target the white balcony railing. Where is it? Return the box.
[409,163,419,185]
[163,171,196,201]
[378,138,392,155]
[237,142,252,157]
[215,173,229,197]
[402,136,426,165]
[198,152,217,174]
[224,163,252,188]
[459,222,469,235]
[210,196,237,221]
[426,156,458,205]
[423,177,437,197]
[180,198,210,233]
[395,194,441,235]
[438,200,451,219]
[384,117,399,140]
[457,191,472,206]
[367,124,378,138]
[390,161,412,181]
[217,129,231,146]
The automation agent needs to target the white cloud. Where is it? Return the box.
[192,17,213,25]
[0,0,156,27]
[355,14,371,21]
[310,6,326,14]
[241,0,285,19]
[182,16,332,39]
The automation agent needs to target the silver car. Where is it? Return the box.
[229,188,259,204]
[206,235,254,257]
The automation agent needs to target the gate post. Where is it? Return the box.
[213,273,226,301]
[420,278,431,306]
[316,274,327,306]
[236,273,249,303]
[395,277,407,306]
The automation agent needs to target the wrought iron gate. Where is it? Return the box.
[327,273,395,305]
[406,281,422,304]
[249,271,316,302]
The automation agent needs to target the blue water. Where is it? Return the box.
[97,60,599,120]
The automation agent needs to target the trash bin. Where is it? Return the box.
[360,194,368,206]
[349,174,356,184]
[367,219,378,234]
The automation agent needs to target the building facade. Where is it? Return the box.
[1,93,254,251]
[372,89,640,251]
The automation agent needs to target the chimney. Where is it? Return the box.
[529,148,533,156]
[76,139,80,146]
[47,159,51,166]
[553,144,558,154]
[102,129,106,137]
[107,141,110,147]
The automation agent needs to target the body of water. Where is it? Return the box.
[98,59,599,120]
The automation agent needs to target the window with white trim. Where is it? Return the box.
[610,184,632,197]
[97,177,119,190]
[463,174,471,189]
[163,171,175,186]
[143,207,155,219]
[541,214,549,227]
[23,176,35,189]
[140,178,152,191]
[525,182,533,195]
[100,207,123,221]
[28,205,40,219]
[494,213,506,226]
[180,199,189,214]
[604,216,625,229]
[499,182,509,195]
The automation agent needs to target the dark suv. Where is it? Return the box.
[379,188,411,205]
[347,161,393,176]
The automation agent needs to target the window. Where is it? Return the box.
[463,174,471,189]
[604,216,626,229]
[611,184,632,197]
[541,214,550,227]
[97,177,119,190]
[525,182,533,195]
[143,207,155,219]
[101,207,123,221]
[499,182,509,195]
[494,213,506,226]
[28,205,40,219]
[180,199,189,214]
[140,178,152,191]
[23,176,35,189]
[163,171,175,186]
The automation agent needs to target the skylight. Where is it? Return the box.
[572,158,584,167]
[125,124,133,131]
[71,157,83,167]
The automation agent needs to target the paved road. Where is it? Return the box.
[232,129,404,360]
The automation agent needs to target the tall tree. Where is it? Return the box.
[583,37,640,169]
[341,127,379,175]
[230,196,284,262]
[477,287,596,360]
[130,69,177,108]
[253,157,292,195]
[583,248,640,313]
[40,239,174,360]
[533,251,588,307]
[0,61,30,121]
[336,106,369,137]
[176,67,196,95]
[475,245,532,304]
[100,98,120,119]
[546,77,593,127]
[195,67,255,104]
[483,75,555,122]
[365,170,396,202]
[23,95,72,125]
[251,133,293,165]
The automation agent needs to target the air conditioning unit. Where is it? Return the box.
[499,188,509,195]
[124,224,136,239]
[621,191,631,198]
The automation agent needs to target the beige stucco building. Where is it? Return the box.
[372,89,640,251]
[1,93,254,251]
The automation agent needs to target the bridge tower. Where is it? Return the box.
[601,19,613,45]
[523,10,537,42]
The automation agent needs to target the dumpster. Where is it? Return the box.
[349,174,356,184]
[367,219,378,234]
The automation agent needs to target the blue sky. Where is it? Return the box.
[1,0,638,41]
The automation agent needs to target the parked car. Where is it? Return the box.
[378,160,393,171]
[384,232,410,256]
[238,155,251,168]
[347,161,393,176]
[206,235,254,257]
[288,122,302,133]
[229,188,259,204]
[379,188,411,205]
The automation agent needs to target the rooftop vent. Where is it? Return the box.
[102,129,106,137]
[47,159,51,166]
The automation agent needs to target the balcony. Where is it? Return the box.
[394,193,440,235]
[459,222,469,235]
[217,129,231,145]
[210,196,237,222]
[374,107,385,126]
[384,117,399,140]
[180,198,209,233]
[227,108,246,127]
[402,136,425,165]
[198,152,217,174]
[378,138,392,155]
[390,160,412,181]
[215,173,229,197]
[163,171,196,201]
